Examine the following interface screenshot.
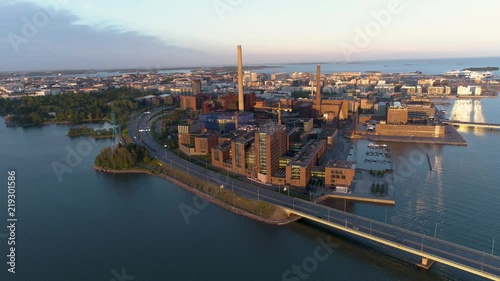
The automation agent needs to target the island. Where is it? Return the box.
[463,67,499,72]
[67,127,114,138]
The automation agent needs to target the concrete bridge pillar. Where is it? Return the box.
[417,257,435,270]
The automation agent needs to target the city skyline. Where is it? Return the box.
[1,0,500,71]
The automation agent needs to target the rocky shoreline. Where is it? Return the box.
[93,166,300,226]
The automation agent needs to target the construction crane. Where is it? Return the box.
[254,102,293,125]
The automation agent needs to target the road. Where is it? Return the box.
[129,108,500,280]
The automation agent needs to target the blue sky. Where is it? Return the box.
[1,0,500,71]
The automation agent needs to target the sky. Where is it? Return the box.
[1,0,500,71]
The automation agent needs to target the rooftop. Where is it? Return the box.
[258,122,286,135]
[200,111,254,118]
[214,141,231,150]
[289,139,326,167]
[234,131,255,144]
[326,160,357,170]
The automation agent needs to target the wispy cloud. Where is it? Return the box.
[0,2,204,71]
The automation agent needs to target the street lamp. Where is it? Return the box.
[492,238,495,255]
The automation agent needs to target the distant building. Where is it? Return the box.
[457,86,482,96]
[374,102,387,117]
[287,118,314,132]
[374,84,395,95]
[271,73,290,81]
[192,79,202,95]
[427,86,450,96]
[401,86,417,95]
[360,98,375,111]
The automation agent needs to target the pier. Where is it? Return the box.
[444,120,500,130]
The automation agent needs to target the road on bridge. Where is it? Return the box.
[129,108,500,280]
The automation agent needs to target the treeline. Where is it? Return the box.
[68,127,113,138]
[0,88,144,126]
[463,67,499,71]
[94,143,153,170]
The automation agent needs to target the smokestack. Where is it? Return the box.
[315,64,321,113]
[237,45,244,112]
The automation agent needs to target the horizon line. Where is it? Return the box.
[2,55,499,74]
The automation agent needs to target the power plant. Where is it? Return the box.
[237,45,244,112]
[314,64,322,117]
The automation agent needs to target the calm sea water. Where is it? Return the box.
[35,57,500,78]
[252,57,500,75]
[1,91,500,279]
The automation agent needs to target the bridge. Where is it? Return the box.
[132,108,500,281]
[444,120,500,130]
[284,207,500,280]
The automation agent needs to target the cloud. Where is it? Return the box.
[0,2,204,71]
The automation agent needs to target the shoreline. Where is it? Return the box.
[93,165,300,226]
[3,118,111,128]
[428,95,498,99]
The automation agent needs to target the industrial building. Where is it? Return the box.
[199,112,254,131]
[376,124,445,138]
[387,102,408,124]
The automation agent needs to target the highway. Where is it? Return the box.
[129,108,500,281]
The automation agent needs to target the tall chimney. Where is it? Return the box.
[237,45,244,112]
[315,64,322,114]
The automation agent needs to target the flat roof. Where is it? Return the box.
[234,131,255,144]
[326,160,357,170]
[289,140,326,167]
[258,122,286,135]
[214,141,231,150]
[200,111,254,117]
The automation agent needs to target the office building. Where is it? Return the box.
[285,140,326,188]
[255,122,287,184]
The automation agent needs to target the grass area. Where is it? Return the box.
[122,128,133,144]
[153,163,281,220]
